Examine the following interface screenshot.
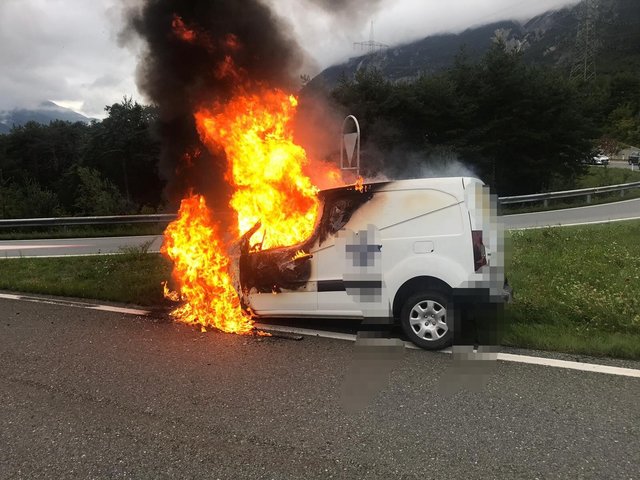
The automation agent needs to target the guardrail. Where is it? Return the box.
[1,181,639,228]
[0,214,177,228]
[499,181,640,207]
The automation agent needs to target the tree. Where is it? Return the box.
[83,98,163,208]
[71,167,129,216]
[451,42,594,193]
[330,43,595,195]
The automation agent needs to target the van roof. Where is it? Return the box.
[319,176,483,196]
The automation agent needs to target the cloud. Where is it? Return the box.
[0,0,140,118]
[270,0,581,70]
[0,0,581,115]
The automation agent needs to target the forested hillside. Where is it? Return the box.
[0,99,163,218]
[312,0,640,86]
[1,0,639,217]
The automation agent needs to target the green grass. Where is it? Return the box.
[0,252,173,306]
[503,220,640,359]
[577,165,640,188]
[0,221,639,359]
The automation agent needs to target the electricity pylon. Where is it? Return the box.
[570,0,598,82]
[354,21,389,55]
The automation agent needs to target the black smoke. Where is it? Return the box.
[123,0,386,212]
[123,0,305,211]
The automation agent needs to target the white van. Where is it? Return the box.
[230,177,508,349]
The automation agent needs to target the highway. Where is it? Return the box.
[1,296,638,479]
[608,160,639,170]
[0,235,163,259]
[504,197,640,230]
[1,198,638,258]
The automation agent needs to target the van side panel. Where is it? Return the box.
[314,186,475,318]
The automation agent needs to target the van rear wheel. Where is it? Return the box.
[400,291,452,350]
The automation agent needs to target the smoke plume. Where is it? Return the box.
[308,0,384,18]
[122,0,306,210]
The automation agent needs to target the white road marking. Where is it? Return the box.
[0,293,22,300]
[1,293,638,378]
[495,352,640,378]
[256,323,640,378]
[91,305,152,316]
[0,293,150,316]
[0,244,88,250]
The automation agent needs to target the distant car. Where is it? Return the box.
[628,152,639,165]
[592,154,610,165]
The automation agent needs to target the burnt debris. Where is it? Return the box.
[238,182,388,294]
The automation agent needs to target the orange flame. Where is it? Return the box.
[162,45,342,334]
[293,250,307,260]
[162,194,253,335]
[172,15,197,43]
[196,90,324,249]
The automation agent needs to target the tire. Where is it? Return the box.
[400,291,453,350]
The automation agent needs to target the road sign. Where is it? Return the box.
[341,115,360,176]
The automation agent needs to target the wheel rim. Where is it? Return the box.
[409,299,448,341]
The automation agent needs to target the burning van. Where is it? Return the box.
[229,176,508,350]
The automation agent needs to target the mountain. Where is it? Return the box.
[310,0,640,88]
[0,101,94,134]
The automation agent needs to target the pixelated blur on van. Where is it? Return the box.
[230,177,509,350]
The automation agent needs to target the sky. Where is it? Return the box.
[0,0,580,119]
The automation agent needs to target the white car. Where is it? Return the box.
[230,177,508,349]
[592,154,610,165]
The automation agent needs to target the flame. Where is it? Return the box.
[162,194,253,335]
[355,176,364,193]
[196,90,327,249]
[292,250,307,260]
[172,15,197,43]
[292,250,313,262]
[162,42,342,335]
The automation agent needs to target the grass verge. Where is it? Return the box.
[0,221,638,359]
[0,252,173,306]
[503,220,640,359]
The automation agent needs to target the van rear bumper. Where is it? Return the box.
[452,279,512,305]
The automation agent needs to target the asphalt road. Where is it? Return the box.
[0,235,163,259]
[1,198,639,258]
[608,160,640,170]
[1,297,639,479]
[503,197,640,230]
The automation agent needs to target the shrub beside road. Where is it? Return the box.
[1,220,639,358]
